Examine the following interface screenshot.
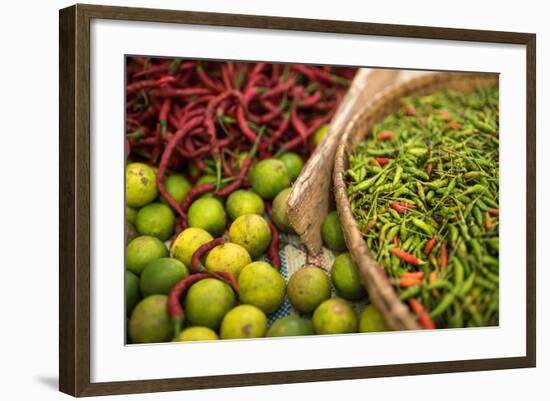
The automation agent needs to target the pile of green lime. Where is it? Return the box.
[122,128,388,345]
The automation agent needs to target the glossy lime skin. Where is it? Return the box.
[321,211,346,251]
[185,278,236,330]
[271,187,294,233]
[226,190,265,220]
[277,152,304,182]
[171,227,213,268]
[266,315,314,337]
[238,261,286,314]
[187,197,226,237]
[176,327,219,342]
[125,235,168,276]
[204,243,252,278]
[312,298,358,335]
[250,159,291,200]
[139,257,189,296]
[128,295,172,344]
[359,304,389,332]
[228,214,271,259]
[126,162,158,207]
[287,265,331,314]
[125,270,141,316]
[330,252,366,300]
[135,203,175,241]
[220,305,267,339]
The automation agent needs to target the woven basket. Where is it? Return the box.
[333,72,499,331]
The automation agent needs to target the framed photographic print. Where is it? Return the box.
[59,3,536,397]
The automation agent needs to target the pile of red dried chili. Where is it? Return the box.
[126,57,356,169]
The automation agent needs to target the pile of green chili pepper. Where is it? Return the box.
[346,85,499,329]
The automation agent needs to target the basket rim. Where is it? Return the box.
[333,71,499,331]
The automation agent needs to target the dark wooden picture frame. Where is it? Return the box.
[59,3,536,397]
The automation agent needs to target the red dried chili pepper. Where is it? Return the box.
[196,65,223,93]
[159,98,171,137]
[190,238,225,273]
[290,106,308,144]
[268,222,281,269]
[156,116,204,217]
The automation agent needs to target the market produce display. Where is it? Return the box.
[124,57,387,344]
[124,58,499,343]
[346,86,500,329]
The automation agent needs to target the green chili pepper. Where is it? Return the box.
[346,85,499,329]
[431,293,455,318]
[412,218,434,236]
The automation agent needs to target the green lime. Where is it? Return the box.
[135,203,175,241]
[126,235,168,276]
[359,304,388,332]
[271,187,294,233]
[322,211,346,251]
[126,221,138,244]
[250,158,291,200]
[196,174,216,186]
[128,295,172,343]
[187,197,226,237]
[228,214,271,258]
[220,305,267,339]
[126,162,158,207]
[204,243,252,278]
[313,124,329,145]
[287,265,331,314]
[171,227,213,267]
[176,327,219,342]
[159,175,192,208]
[277,152,304,182]
[185,278,236,330]
[226,190,265,220]
[312,298,358,335]
[126,206,138,224]
[331,252,366,300]
[140,257,189,296]
[238,261,286,314]
[125,270,141,316]
[266,315,314,337]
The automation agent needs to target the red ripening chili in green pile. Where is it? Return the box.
[346,85,500,329]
